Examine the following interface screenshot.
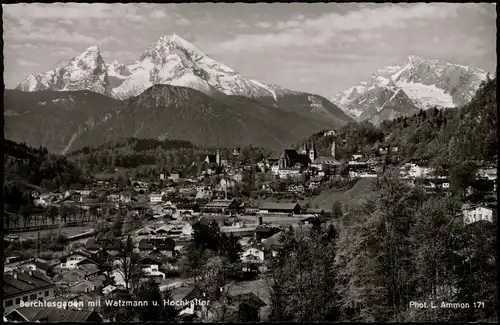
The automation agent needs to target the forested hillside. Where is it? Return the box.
[303,77,497,167]
[4,140,88,213]
[68,138,273,178]
[269,174,497,322]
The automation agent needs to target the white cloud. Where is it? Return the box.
[17,59,39,67]
[4,18,119,45]
[3,3,112,20]
[4,42,37,51]
[150,10,168,19]
[255,21,272,28]
[2,3,175,22]
[4,28,99,44]
[237,21,250,28]
[214,3,459,53]
[1,3,495,96]
[176,17,191,26]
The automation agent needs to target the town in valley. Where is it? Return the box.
[3,2,497,323]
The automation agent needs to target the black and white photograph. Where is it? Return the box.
[2,2,497,323]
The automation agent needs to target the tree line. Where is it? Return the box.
[303,77,497,169]
[268,173,496,322]
[68,137,273,179]
[4,140,88,213]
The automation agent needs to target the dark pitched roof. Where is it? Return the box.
[60,250,94,262]
[7,307,102,322]
[85,238,98,248]
[183,287,205,301]
[138,237,175,251]
[304,208,325,214]
[4,270,54,298]
[259,202,300,210]
[32,259,54,272]
[280,149,311,166]
[138,255,163,266]
[138,227,156,235]
[176,203,199,209]
[312,156,341,165]
[301,215,327,224]
[89,275,105,288]
[255,226,275,233]
[262,232,284,249]
[195,215,229,226]
[203,199,236,209]
[280,149,300,161]
[59,269,86,281]
[205,154,217,164]
[76,264,100,276]
[229,292,267,308]
[75,258,98,267]
[69,279,95,289]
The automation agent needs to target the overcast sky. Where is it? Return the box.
[3,3,497,97]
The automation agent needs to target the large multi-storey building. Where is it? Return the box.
[3,269,56,315]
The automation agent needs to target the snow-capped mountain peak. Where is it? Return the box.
[69,46,104,70]
[82,45,100,54]
[15,33,295,101]
[331,56,489,124]
[111,33,278,99]
[16,45,110,94]
[107,60,128,77]
[155,33,204,55]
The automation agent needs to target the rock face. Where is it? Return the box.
[17,34,287,101]
[330,55,490,124]
[16,46,111,95]
[111,34,283,100]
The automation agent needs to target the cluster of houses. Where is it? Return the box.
[269,139,383,180]
[4,209,324,322]
[5,134,497,322]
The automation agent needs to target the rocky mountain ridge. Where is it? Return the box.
[330,55,490,124]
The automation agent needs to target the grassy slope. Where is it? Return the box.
[309,178,377,210]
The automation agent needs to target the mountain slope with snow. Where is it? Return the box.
[331,56,490,124]
[14,33,351,131]
[110,34,284,100]
[16,46,112,95]
[16,33,338,105]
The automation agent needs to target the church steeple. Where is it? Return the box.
[331,141,336,159]
[301,139,309,155]
[309,139,317,162]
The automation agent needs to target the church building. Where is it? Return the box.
[279,140,316,169]
[311,141,341,171]
[274,140,317,178]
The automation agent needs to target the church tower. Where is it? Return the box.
[331,141,336,159]
[309,139,317,162]
[301,140,309,155]
[216,149,221,166]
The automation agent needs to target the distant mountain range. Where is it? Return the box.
[330,55,490,124]
[8,35,491,153]
[16,33,325,101]
[7,34,351,154]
